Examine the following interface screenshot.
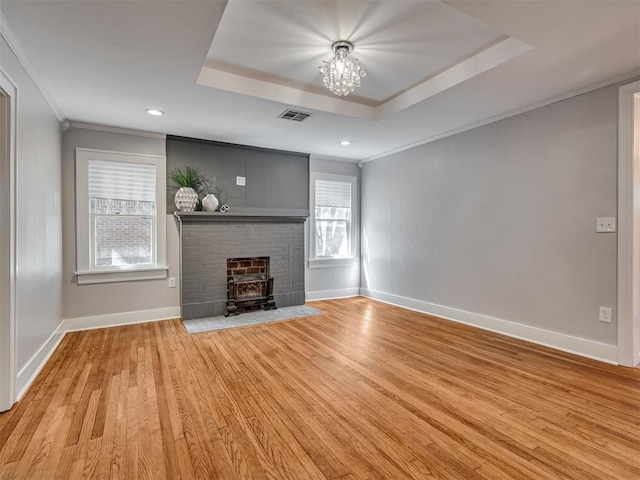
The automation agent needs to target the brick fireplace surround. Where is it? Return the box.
[175,212,307,320]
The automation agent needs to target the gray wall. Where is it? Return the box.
[0,35,63,371]
[166,136,309,212]
[62,126,180,320]
[306,156,360,298]
[361,85,618,345]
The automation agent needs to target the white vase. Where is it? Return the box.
[202,193,220,212]
[174,187,198,212]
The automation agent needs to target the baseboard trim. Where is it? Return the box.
[360,288,618,364]
[306,288,360,301]
[60,306,181,333]
[16,329,65,400]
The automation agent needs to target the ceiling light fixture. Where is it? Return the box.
[146,108,164,116]
[340,140,351,146]
[320,41,366,97]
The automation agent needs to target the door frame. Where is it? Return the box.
[617,80,640,367]
[0,67,16,412]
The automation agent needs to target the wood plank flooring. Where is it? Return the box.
[1,297,639,479]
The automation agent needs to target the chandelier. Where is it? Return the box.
[320,41,366,97]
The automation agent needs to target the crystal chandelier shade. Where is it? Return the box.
[320,41,366,97]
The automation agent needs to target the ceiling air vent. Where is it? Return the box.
[278,109,312,122]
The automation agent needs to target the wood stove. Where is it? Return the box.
[226,274,276,316]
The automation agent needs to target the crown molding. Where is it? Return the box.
[65,120,166,140]
[309,154,359,165]
[0,11,65,121]
[364,69,640,163]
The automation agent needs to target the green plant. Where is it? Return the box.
[169,166,203,189]
[198,175,219,197]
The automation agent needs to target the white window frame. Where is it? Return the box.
[75,148,168,284]
[309,173,358,268]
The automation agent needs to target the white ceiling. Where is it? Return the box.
[1,0,639,161]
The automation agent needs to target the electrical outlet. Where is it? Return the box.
[168,277,176,288]
[599,306,612,323]
[596,217,616,232]
[236,176,246,186]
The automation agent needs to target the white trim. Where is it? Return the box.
[75,266,168,285]
[360,288,618,365]
[0,12,64,121]
[306,288,360,301]
[617,80,640,367]
[16,305,181,400]
[0,67,17,412]
[308,258,357,269]
[59,306,181,333]
[309,154,359,165]
[16,329,65,400]
[197,65,376,120]
[365,70,640,163]
[375,36,532,120]
[64,121,166,140]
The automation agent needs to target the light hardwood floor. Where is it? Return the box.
[1,297,639,479]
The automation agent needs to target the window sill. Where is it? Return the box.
[75,266,169,285]
[308,258,358,269]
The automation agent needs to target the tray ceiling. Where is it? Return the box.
[198,0,531,118]
[1,0,639,160]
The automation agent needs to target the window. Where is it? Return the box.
[75,149,167,284]
[310,173,357,263]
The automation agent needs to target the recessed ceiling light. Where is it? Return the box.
[340,140,351,146]
[146,109,164,116]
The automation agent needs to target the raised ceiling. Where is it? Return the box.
[1,0,639,161]
[198,0,530,119]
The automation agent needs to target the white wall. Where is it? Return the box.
[0,32,63,385]
[361,85,618,361]
[306,156,360,300]
[61,125,180,324]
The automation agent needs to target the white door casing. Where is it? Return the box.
[617,80,640,368]
[0,67,16,412]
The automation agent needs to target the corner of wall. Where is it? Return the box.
[360,288,618,365]
[16,328,65,400]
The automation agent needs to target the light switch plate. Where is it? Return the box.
[596,217,616,233]
[599,306,612,323]
[236,176,246,186]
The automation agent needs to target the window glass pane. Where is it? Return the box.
[315,206,350,220]
[94,216,153,267]
[315,219,349,257]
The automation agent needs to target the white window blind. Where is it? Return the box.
[315,179,351,207]
[88,160,156,202]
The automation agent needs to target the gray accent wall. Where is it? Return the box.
[166,136,309,213]
[0,34,63,373]
[361,85,618,345]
